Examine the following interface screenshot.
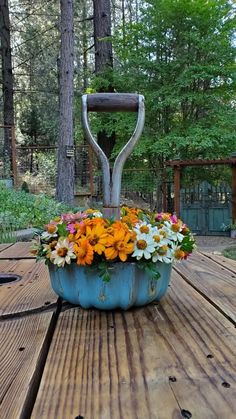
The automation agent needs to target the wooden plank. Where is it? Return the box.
[0,312,55,419]
[201,251,236,273]
[0,259,57,317]
[0,241,35,259]
[0,243,13,253]
[32,272,236,419]
[175,252,236,323]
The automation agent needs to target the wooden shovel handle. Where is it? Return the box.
[87,93,139,112]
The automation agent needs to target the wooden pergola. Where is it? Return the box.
[166,157,236,220]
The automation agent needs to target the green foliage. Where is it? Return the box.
[137,260,161,280]
[21,181,29,193]
[13,1,60,146]
[0,185,74,233]
[0,211,17,244]
[222,247,236,260]
[111,0,236,169]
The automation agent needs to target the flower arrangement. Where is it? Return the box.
[33,207,195,282]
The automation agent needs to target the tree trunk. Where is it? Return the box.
[56,0,75,204]
[93,0,113,75]
[93,0,115,159]
[82,0,88,91]
[0,0,14,173]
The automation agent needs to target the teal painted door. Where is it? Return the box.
[180,181,231,235]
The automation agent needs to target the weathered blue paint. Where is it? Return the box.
[180,181,231,236]
[49,262,172,310]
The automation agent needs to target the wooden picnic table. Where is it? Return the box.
[1,242,236,419]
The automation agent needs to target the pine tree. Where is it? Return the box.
[0,0,15,172]
[56,0,75,204]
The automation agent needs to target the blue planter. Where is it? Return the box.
[48,262,172,310]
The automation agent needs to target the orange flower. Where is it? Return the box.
[46,222,57,234]
[84,217,107,228]
[105,228,134,262]
[174,249,186,260]
[162,213,171,221]
[112,220,129,231]
[171,221,183,232]
[73,222,87,239]
[121,206,142,225]
[86,223,108,255]
[73,237,94,265]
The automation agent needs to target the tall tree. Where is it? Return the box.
[0,0,14,172]
[93,0,115,158]
[113,0,236,165]
[56,0,75,204]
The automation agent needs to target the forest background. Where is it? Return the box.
[0,0,235,207]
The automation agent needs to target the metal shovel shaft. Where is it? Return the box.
[81,93,145,219]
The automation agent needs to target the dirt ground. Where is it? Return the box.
[195,236,236,253]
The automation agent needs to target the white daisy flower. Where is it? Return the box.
[134,221,152,235]
[50,238,76,267]
[92,211,103,218]
[151,226,172,246]
[41,231,58,241]
[171,243,186,262]
[152,244,173,264]
[163,221,184,242]
[132,233,157,260]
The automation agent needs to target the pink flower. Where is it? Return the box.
[61,212,87,222]
[170,214,178,223]
[67,223,76,233]
[155,213,164,221]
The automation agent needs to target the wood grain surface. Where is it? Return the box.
[0,243,13,253]
[174,252,236,323]
[0,242,35,259]
[0,312,55,419]
[0,259,57,317]
[31,271,236,419]
[201,252,236,273]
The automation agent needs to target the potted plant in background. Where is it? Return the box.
[230,223,236,239]
[221,221,236,238]
[32,206,195,309]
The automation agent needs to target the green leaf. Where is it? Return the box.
[137,260,161,280]
[57,223,68,237]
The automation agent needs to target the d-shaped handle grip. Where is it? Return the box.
[87,93,139,112]
[82,93,145,218]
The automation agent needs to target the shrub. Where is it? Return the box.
[0,185,75,235]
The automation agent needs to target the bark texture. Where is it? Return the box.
[93,0,115,159]
[93,0,113,75]
[56,0,75,204]
[0,0,14,171]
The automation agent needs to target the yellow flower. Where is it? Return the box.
[86,223,108,255]
[105,228,134,262]
[74,237,94,265]
[162,213,171,221]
